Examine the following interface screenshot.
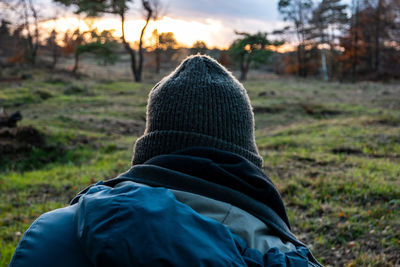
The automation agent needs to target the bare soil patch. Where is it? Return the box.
[69,115,145,136]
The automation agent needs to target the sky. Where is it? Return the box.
[38,0,288,48]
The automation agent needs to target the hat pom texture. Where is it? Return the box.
[132,55,263,167]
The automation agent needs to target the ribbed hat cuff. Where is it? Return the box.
[132,130,263,168]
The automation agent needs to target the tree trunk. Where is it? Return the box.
[351,0,359,83]
[31,1,39,66]
[239,55,249,81]
[155,49,160,74]
[72,53,79,74]
[127,49,138,81]
[137,1,153,83]
[22,0,36,65]
[297,44,306,77]
[239,66,248,81]
[321,47,328,82]
[297,45,301,77]
[25,0,39,65]
[298,0,307,78]
[120,13,138,82]
[374,0,383,75]
[51,49,58,69]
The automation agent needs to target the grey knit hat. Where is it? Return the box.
[132,55,263,167]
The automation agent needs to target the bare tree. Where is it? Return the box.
[351,0,360,82]
[137,0,152,81]
[24,0,39,65]
[278,0,313,77]
[55,0,161,82]
[46,28,61,69]
[309,0,348,81]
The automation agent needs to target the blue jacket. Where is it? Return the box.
[10,147,321,266]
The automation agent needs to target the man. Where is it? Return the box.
[10,55,321,266]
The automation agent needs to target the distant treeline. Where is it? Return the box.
[0,0,399,82]
[275,0,400,81]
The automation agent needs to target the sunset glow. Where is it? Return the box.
[41,16,232,49]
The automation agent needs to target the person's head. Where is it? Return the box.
[132,55,262,168]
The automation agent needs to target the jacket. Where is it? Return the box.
[10,147,321,266]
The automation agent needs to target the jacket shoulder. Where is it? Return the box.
[75,183,247,266]
[10,205,90,267]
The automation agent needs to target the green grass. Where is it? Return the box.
[0,73,399,266]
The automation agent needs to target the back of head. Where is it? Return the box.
[132,55,262,168]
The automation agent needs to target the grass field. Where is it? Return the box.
[0,70,399,266]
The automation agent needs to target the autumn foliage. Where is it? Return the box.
[277,0,400,81]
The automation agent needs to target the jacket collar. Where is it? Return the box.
[71,147,300,246]
[138,146,290,227]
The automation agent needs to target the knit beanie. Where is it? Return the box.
[132,55,263,168]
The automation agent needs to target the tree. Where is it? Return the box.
[0,0,40,65]
[46,29,61,69]
[229,32,277,81]
[150,30,177,73]
[23,0,39,65]
[0,19,11,37]
[278,0,313,77]
[363,0,399,76]
[0,19,12,56]
[350,0,361,81]
[339,0,400,80]
[190,41,208,55]
[75,30,119,73]
[55,0,159,82]
[0,19,11,73]
[309,0,348,81]
[5,25,27,64]
[61,29,84,73]
[61,28,119,74]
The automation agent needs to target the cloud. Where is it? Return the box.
[158,0,285,46]
[164,0,281,22]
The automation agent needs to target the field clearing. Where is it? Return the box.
[0,70,399,266]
